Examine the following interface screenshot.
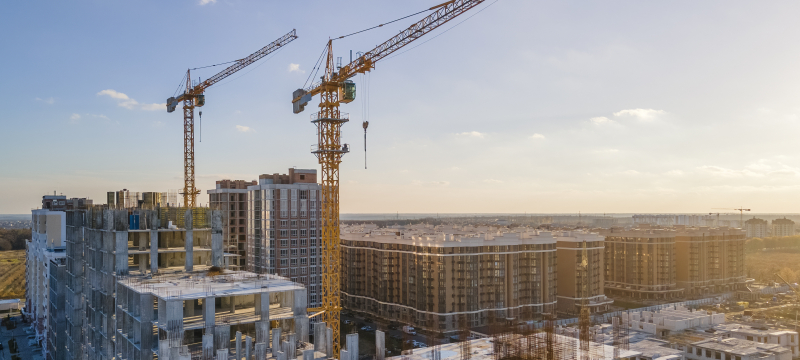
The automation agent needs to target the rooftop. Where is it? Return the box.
[692,337,790,357]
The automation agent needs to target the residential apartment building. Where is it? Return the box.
[247,168,321,308]
[555,232,612,314]
[745,218,768,238]
[42,194,93,211]
[601,228,684,300]
[26,209,67,359]
[675,227,746,295]
[771,218,796,237]
[340,224,558,334]
[208,179,257,269]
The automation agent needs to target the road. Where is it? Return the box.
[341,313,439,354]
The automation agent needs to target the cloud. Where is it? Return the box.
[70,114,81,120]
[288,63,305,74]
[152,121,165,128]
[97,89,163,111]
[456,131,485,138]
[529,133,545,139]
[236,125,253,133]
[622,170,640,175]
[483,179,504,184]
[589,116,616,125]
[199,0,216,4]
[664,170,684,176]
[88,114,109,120]
[412,180,450,187]
[36,97,55,105]
[613,108,666,120]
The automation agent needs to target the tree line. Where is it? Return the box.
[0,228,30,251]
[745,235,800,253]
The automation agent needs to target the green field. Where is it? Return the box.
[0,250,25,300]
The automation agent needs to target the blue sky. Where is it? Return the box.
[3,1,800,214]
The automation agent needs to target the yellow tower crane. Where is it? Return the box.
[292,1,487,356]
[166,30,298,207]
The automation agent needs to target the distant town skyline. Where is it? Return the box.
[4,1,800,214]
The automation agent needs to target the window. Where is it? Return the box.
[280,259,288,266]
[280,239,288,247]
[280,268,288,276]
[300,220,306,227]
[301,267,307,274]
[291,220,297,227]
[696,349,701,356]
[715,352,720,360]
[300,238,307,246]
[310,248,316,256]
[280,230,288,237]
[310,258,317,265]
[300,229,307,237]
[300,258,307,265]
[280,249,288,257]
[311,220,316,228]
[300,248,307,255]
[291,258,298,266]
[291,230,298,237]
[311,237,317,246]
[290,268,297,275]
[291,249,298,256]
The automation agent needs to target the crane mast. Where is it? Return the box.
[292,1,487,357]
[167,29,298,207]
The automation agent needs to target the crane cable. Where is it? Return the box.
[333,8,431,40]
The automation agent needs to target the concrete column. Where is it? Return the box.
[341,349,349,360]
[235,331,242,360]
[140,293,154,359]
[215,325,231,352]
[256,320,270,347]
[255,293,262,316]
[212,210,223,266]
[295,315,309,342]
[303,349,314,360]
[184,299,195,317]
[272,327,282,356]
[326,328,333,359]
[245,336,252,360]
[230,295,236,314]
[185,209,194,272]
[293,289,307,315]
[375,330,385,360]
[346,333,359,360]
[259,292,270,321]
[255,342,267,360]
[313,322,326,352]
[114,210,129,275]
[203,296,216,336]
[139,254,147,273]
[150,210,159,274]
[216,349,228,360]
[277,350,287,360]
[286,333,297,357]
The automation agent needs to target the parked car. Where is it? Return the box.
[402,326,416,335]
[360,326,375,332]
[414,342,427,348]
[343,320,353,325]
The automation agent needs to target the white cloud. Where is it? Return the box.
[589,116,616,125]
[236,125,253,133]
[529,133,545,139]
[665,170,684,176]
[199,0,216,5]
[456,131,484,138]
[70,114,81,120]
[97,89,163,111]
[36,97,55,105]
[288,63,305,74]
[88,114,109,120]
[613,108,666,120]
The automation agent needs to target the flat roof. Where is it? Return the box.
[692,338,790,356]
[118,270,303,300]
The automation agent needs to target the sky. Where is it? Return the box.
[3,1,800,214]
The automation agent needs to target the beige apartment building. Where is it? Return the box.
[247,168,321,308]
[208,179,256,268]
[340,225,559,334]
[745,218,768,238]
[675,226,746,295]
[771,218,795,237]
[601,228,684,300]
[555,233,613,314]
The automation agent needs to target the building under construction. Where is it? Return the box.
[59,206,316,360]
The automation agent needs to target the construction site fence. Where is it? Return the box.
[519,293,735,330]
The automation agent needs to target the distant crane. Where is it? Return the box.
[291,1,488,356]
[166,30,298,207]
[713,208,751,228]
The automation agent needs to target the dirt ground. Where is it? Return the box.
[0,250,25,300]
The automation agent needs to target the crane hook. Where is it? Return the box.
[363,121,369,169]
